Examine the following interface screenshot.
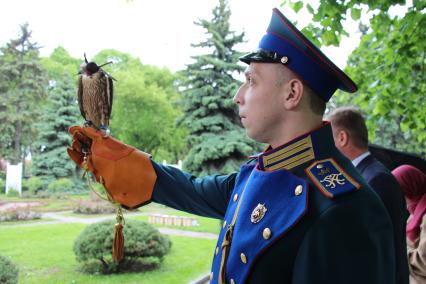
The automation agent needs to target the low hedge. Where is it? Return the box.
[74,219,172,274]
[0,255,19,284]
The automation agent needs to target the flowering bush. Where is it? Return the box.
[0,205,41,222]
[73,199,116,214]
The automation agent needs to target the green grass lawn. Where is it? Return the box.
[0,218,56,226]
[0,223,216,284]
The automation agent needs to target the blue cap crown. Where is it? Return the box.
[240,8,357,102]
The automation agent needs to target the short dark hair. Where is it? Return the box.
[306,86,326,116]
[276,66,326,115]
[328,106,369,149]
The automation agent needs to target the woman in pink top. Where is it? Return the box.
[393,165,426,284]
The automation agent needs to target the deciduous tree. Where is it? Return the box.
[284,0,425,155]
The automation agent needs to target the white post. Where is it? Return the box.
[177,160,183,170]
[5,162,22,196]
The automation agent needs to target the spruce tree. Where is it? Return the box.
[180,0,258,176]
[32,75,80,182]
[0,23,48,164]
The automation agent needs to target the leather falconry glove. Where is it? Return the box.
[67,125,157,209]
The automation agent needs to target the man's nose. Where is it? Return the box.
[233,85,244,105]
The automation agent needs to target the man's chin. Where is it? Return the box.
[246,130,267,144]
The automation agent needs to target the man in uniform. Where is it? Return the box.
[68,8,395,284]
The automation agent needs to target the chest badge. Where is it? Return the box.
[251,203,267,224]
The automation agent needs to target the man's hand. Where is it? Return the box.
[67,126,157,209]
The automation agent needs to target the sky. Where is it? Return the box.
[0,0,362,72]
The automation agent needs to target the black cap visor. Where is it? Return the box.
[239,49,284,64]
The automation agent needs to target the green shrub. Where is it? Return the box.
[47,178,74,192]
[0,255,19,284]
[6,188,19,197]
[0,178,5,194]
[73,220,172,274]
[26,176,44,194]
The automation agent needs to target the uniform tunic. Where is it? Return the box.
[151,123,395,284]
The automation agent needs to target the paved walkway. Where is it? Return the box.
[1,210,218,239]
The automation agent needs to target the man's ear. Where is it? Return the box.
[336,129,349,148]
[283,79,304,109]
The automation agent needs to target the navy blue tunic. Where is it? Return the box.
[151,123,395,284]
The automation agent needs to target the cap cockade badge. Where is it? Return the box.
[251,203,267,224]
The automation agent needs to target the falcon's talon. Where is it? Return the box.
[99,125,111,137]
[84,120,93,127]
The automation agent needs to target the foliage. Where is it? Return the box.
[0,178,4,193]
[282,0,408,46]
[0,205,41,222]
[47,178,75,193]
[24,176,45,194]
[73,220,172,274]
[0,254,19,284]
[31,74,81,181]
[284,0,426,155]
[6,188,19,197]
[0,23,48,163]
[339,11,426,154]
[179,0,259,176]
[40,46,81,80]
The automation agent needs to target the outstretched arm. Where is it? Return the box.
[151,161,237,219]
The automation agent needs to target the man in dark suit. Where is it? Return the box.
[329,106,409,284]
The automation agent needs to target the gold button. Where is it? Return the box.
[240,253,247,264]
[263,228,272,240]
[230,279,236,284]
[280,56,288,64]
[233,193,238,202]
[210,272,213,280]
[222,220,227,228]
[215,246,219,255]
[295,185,303,196]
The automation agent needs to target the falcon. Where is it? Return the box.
[77,54,114,132]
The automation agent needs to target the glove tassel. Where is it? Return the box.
[112,207,124,262]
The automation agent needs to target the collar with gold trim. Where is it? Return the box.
[255,122,335,171]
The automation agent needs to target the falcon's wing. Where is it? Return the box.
[77,75,86,119]
[105,75,113,118]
